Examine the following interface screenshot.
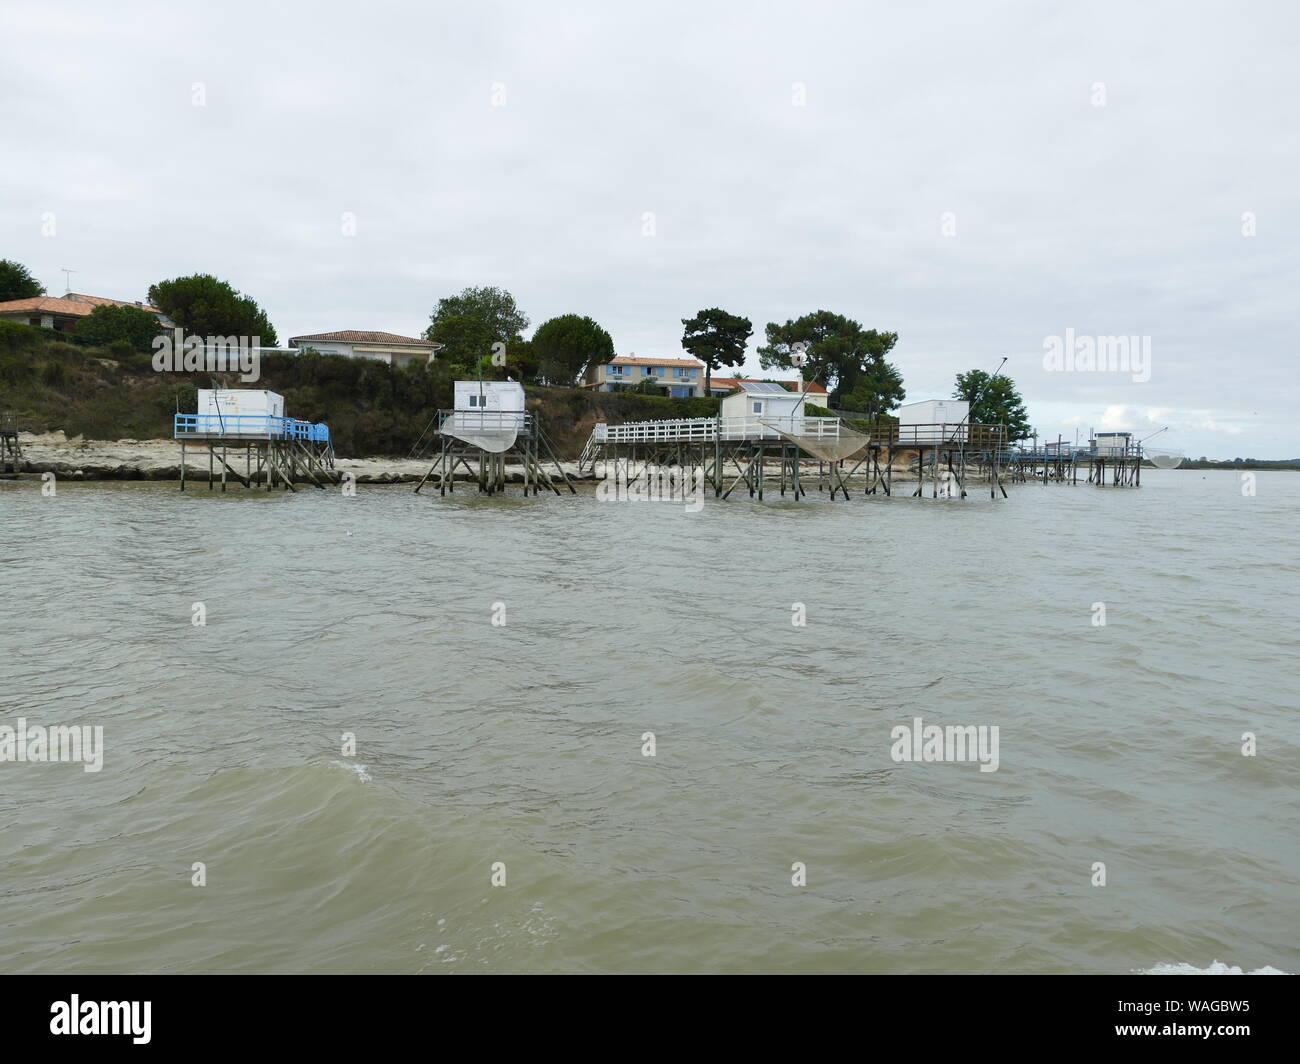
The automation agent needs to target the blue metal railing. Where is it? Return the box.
[174,414,330,443]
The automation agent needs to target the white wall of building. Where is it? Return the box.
[454,380,525,412]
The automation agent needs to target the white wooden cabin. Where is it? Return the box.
[454,380,524,412]
[897,399,970,443]
[1093,431,1133,456]
[451,380,526,431]
[195,388,285,435]
[719,382,809,439]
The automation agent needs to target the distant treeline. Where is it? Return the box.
[1173,458,1300,471]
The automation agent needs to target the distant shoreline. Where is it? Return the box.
[1172,460,1300,471]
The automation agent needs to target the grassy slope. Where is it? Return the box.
[0,325,719,459]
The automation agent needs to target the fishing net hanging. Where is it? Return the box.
[759,419,871,463]
[1144,447,1184,469]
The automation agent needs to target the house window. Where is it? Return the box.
[607,364,625,375]
[468,394,481,407]
[752,400,763,414]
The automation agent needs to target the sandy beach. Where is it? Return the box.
[6,431,595,483]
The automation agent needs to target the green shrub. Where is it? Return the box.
[0,320,46,354]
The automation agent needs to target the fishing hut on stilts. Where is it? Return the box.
[865,411,1010,500]
[1086,432,1142,486]
[413,379,575,496]
[580,379,1010,502]
[174,388,335,492]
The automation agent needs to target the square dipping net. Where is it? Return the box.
[760,420,871,463]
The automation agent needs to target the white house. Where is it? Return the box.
[288,330,441,368]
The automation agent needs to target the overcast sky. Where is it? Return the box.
[3,0,1296,457]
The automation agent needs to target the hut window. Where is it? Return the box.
[752,400,763,414]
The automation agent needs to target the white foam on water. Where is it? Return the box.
[329,760,372,783]
[1140,960,1290,975]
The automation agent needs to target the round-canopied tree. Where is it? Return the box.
[530,314,614,387]
[148,274,278,346]
[427,286,529,376]
[0,259,45,302]
[758,310,902,411]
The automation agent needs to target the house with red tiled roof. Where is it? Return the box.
[706,377,830,407]
[0,292,172,333]
[582,354,707,397]
[288,330,442,368]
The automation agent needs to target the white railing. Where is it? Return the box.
[601,417,718,443]
[597,416,844,444]
[439,410,532,436]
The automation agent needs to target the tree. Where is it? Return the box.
[0,259,45,302]
[680,308,752,397]
[838,360,906,419]
[426,286,528,375]
[148,274,278,346]
[954,369,1031,441]
[464,336,542,384]
[758,310,901,408]
[530,314,614,387]
[75,304,164,353]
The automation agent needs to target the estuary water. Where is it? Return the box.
[0,469,1296,974]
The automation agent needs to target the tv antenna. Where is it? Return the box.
[58,267,77,293]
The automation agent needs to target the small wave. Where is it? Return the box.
[330,760,372,783]
[1140,960,1289,975]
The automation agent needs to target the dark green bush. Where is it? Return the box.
[0,320,46,354]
